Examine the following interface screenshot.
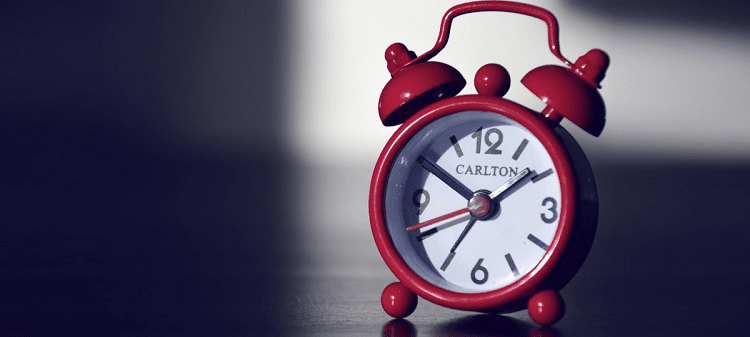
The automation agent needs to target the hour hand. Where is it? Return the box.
[417,156,473,200]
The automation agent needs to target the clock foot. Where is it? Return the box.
[527,289,565,326]
[381,282,418,318]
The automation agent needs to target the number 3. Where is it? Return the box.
[541,197,558,224]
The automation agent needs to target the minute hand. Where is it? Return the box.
[417,156,474,200]
[488,168,531,199]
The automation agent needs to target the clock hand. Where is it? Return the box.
[406,207,470,233]
[488,167,531,199]
[407,189,491,233]
[450,217,477,253]
[417,168,531,268]
[439,169,530,269]
[440,217,478,271]
[417,155,474,200]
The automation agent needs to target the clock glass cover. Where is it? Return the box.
[384,110,561,293]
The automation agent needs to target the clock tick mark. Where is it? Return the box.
[527,234,549,250]
[505,253,520,277]
[450,135,463,157]
[440,252,456,271]
[531,168,554,183]
[512,139,528,161]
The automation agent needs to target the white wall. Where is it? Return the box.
[288,0,750,166]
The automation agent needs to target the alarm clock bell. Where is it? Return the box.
[379,43,466,126]
[522,49,609,137]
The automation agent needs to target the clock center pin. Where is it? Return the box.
[468,193,492,218]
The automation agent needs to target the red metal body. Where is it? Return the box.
[370,0,609,325]
[521,50,608,136]
[381,282,419,318]
[527,289,565,326]
[370,95,577,313]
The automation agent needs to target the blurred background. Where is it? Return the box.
[2,0,748,335]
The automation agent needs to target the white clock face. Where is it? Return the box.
[384,110,561,293]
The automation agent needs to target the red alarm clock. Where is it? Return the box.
[369,1,609,326]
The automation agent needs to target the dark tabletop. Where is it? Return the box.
[3,137,749,336]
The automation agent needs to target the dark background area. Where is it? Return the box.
[2,1,749,336]
[565,0,750,30]
[1,1,292,334]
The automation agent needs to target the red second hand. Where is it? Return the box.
[406,207,470,233]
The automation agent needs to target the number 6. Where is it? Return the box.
[471,258,488,285]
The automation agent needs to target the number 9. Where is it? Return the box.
[412,189,430,215]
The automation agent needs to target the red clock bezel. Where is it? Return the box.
[369,95,577,312]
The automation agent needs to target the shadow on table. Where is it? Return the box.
[383,315,556,337]
[561,159,750,334]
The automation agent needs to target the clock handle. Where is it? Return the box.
[393,1,573,74]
